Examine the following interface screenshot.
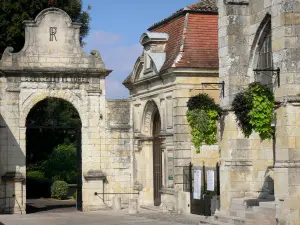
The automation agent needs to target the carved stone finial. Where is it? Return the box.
[90,50,101,59]
[3,47,14,56]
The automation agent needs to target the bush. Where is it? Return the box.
[27,170,45,179]
[186,94,221,153]
[232,82,274,140]
[44,144,78,183]
[73,191,77,200]
[51,180,68,200]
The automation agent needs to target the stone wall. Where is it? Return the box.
[218,0,300,223]
[0,7,111,213]
[104,100,134,208]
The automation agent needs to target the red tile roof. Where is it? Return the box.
[148,1,218,72]
[148,0,217,31]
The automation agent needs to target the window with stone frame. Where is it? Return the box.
[256,22,273,87]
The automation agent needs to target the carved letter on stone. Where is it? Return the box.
[50,27,57,41]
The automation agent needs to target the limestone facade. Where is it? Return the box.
[0,8,134,213]
[124,1,220,214]
[218,0,300,224]
[0,3,221,216]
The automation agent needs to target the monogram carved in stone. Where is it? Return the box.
[50,27,57,41]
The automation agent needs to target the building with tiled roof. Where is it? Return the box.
[123,0,218,87]
[123,1,220,214]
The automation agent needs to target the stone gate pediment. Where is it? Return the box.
[0,8,107,72]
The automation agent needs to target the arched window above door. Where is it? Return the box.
[255,21,274,87]
[257,22,272,71]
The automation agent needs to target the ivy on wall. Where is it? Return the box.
[232,82,274,140]
[186,94,221,153]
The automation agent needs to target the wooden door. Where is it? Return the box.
[153,111,162,206]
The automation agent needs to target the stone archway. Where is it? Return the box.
[139,100,163,206]
[25,97,83,213]
[0,7,111,213]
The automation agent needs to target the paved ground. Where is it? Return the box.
[0,208,209,225]
[26,198,76,214]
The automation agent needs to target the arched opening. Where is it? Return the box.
[249,14,275,89]
[256,21,273,87]
[152,108,162,206]
[25,97,82,213]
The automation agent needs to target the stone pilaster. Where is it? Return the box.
[219,111,253,211]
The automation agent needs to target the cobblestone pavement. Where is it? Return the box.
[0,209,209,225]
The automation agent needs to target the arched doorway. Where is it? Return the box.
[25,97,82,213]
[152,109,162,206]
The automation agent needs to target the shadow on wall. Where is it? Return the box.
[0,114,26,214]
[258,168,274,199]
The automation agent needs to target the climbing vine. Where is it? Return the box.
[232,82,274,140]
[186,94,221,153]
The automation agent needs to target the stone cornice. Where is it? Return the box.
[224,160,253,167]
[221,95,300,112]
[0,67,112,77]
[275,96,300,106]
[130,67,218,88]
[2,172,25,182]
[160,187,176,195]
[274,160,300,168]
[224,0,249,5]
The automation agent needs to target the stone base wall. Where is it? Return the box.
[102,100,134,208]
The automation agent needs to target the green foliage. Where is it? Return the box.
[232,82,274,140]
[51,180,68,200]
[232,92,253,137]
[27,170,45,179]
[248,83,274,140]
[187,93,222,115]
[44,144,78,183]
[26,97,81,167]
[26,161,45,173]
[27,97,81,128]
[73,191,77,200]
[186,94,221,153]
[0,0,91,55]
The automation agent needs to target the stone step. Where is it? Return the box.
[214,213,256,225]
[258,201,276,209]
[199,219,230,225]
[230,209,275,223]
[229,202,276,225]
[253,205,276,215]
[230,198,275,211]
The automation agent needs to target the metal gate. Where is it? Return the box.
[183,163,220,216]
[153,111,162,206]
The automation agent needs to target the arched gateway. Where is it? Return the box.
[0,8,112,213]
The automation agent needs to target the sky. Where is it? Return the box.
[82,0,197,99]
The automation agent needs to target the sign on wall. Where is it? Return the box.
[207,170,215,191]
[193,169,201,199]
